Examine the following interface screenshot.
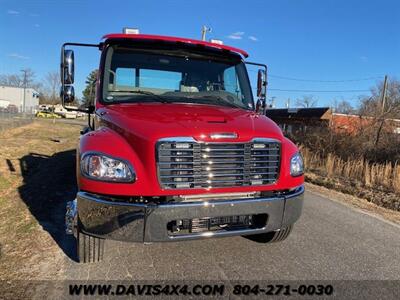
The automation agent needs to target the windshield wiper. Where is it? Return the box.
[192,95,247,110]
[107,90,171,103]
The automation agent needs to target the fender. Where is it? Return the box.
[77,126,148,195]
[279,137,304,187]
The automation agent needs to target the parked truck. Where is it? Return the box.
[62,29,304,263]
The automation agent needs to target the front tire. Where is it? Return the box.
[246,225,293,243]
[77,229,104,263]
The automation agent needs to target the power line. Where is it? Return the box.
[268,88,370,93]
[246,70,383,82]
[269,74,382,83]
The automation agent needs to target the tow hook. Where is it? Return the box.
[65,199,77,235]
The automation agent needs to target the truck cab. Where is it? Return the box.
[63,30,304,263]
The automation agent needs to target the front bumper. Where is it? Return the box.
[75,185,304,242]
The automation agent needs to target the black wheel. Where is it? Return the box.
[245,225,293,243]
[77,229,104,263]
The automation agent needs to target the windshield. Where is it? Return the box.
[102,44,254,110]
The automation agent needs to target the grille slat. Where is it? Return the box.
[250,154,280,157]
[202,148,245,152]
[250,160,279,163]
[157,139,280,189]
[201,160,245,164]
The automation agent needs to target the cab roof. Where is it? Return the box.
[102,33,249,58]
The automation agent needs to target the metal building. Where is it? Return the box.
[0,85,40,113]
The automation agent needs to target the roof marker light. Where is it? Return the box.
[210,39,223,45]
[123,28,140,34]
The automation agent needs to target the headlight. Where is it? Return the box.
[81,153,135,182]
[290,152,304,177]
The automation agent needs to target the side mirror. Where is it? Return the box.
[257,69,267,99]
[61,50,74,84]
[60,86,75,103]
[255,69,267,114]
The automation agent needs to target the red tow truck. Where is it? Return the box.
[62,29,304,263]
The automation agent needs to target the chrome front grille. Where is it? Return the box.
[156,138,281,189]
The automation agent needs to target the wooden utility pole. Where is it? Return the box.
[375,75,388,146]
[380,75,388,112]
[20,69,28,113]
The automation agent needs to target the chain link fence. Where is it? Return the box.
[0,107,35,132]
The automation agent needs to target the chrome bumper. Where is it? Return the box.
[73,185,304,242]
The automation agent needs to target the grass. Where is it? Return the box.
[302,146,400,193]
[0,119,81,280]
[301,146,400,210]
[0,176,11,192]
[15,218,37,234]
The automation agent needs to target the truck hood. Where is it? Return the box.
[98,103,284,144]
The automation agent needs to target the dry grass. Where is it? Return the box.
[0,119,81,280]
[301,146,400,194]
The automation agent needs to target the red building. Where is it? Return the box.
[331,113,400,135]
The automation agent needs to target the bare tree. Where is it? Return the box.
[336,100,354,114]
[44,71,60,104]
[0,68,38,88]
[296,95,317,108]
[0,74,23,87]
[357,77,400,146]
[359,78,400,118]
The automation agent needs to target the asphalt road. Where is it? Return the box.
[62,190,400,281]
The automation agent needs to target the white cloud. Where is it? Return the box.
[7,9,20,15]
[34,23,40,28]
[8,53,30,60]
[232,31,245,36]
[248,36,258,41]
[227,35,242,40]
[227,31,245,40]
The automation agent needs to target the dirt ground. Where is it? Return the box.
[0,120,399,297]
[0,120,82,297]
[0,115,33,133]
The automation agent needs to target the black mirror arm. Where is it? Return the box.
[245,61,267,70]
[61,42,101,114]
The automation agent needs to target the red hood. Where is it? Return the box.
[98,103,284,144]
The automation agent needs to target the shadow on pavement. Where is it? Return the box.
[17,150,78,261]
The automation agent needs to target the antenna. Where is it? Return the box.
[286,98,290,108]
[270,96,276,108]
[201,25,212,41]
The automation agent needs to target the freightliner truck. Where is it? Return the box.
[62,28,304,263]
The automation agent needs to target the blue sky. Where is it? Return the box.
[1,0,399,108]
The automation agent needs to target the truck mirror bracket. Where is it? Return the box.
[245,61,268,115]
[60,42,101,114]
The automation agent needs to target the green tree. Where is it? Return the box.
[82,69,98,107]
